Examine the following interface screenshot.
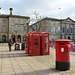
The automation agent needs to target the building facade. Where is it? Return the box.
[0,8,30,43]
[29,17,75,42]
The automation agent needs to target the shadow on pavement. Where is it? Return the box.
[0,53,30,58]
[8,68,61,75]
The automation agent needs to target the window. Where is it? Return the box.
[18,26,21,32]
[24,21,26,23]
[71,28,73,33]
[2,20,6,23]
[12,19,15,22]
[23,35,26,42]
[18,20,21,23]
[12,26,15,32]
[23,26,26,32]
[58,27,60,33]
[2,25,6,32]
[49,26,51,34]
[53,27,56,33]
[63,27,65,33]
[67,29,69,33]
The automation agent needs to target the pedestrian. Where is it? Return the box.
[8,39,12,51]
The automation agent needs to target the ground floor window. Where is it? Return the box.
[23,35,26,42]
[17,35,21,42]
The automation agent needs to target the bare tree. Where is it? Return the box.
[30,11,43,32]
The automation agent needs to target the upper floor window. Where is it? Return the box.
[12,25,15,32]
[53,27,56,33]
[71,28,73,33]
[2,25,6,32]
[24,21,26,23]
[63,27,65,33]
[58,27,60,33]
[48,26,51,34]
[23,26,26,32]
[12,19,15,22]
[2,20,6,23]
[18,20,21,23]
[67,29,69,33]
[18,26,21,32]
[74,28,75,34]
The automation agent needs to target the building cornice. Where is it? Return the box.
[0,14,30,19]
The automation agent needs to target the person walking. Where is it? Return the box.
[8,39,12,51]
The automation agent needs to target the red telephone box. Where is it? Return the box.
[40,32,50,55]
[55,39,71,71]
[26,33,30,54]
[29,32,40,56]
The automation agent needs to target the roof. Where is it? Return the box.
[0,14,30,19]
[30,17,75,26]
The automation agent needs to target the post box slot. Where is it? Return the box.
[60,43,64,45]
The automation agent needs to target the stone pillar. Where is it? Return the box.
[65,23,67,34]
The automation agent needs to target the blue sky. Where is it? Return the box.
[0,0,75,21]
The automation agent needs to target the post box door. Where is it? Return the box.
[44,37,48,52]
[57,43,70,62]
[34,37,39,53]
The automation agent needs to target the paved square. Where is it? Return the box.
[0,43,75,75]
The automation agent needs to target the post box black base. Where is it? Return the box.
[56,61,70,71]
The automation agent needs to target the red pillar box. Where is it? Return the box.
[55,39,71,71]
[26,33,30,54]
[40,32,50,55]
[29,32,40,56]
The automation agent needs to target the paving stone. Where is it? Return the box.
[0,43,75,75]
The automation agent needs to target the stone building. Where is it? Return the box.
[29,17,75,42]
[0,8,30,43]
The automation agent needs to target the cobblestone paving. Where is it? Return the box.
[0,43,75,75]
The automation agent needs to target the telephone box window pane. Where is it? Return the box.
[44,37,48,52]
[29,37,31,53]
[34,37,38,53]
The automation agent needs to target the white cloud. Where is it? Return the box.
[0,0,75,20]
[0,10,8,14]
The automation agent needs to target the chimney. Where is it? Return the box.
[9,8,13,15]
